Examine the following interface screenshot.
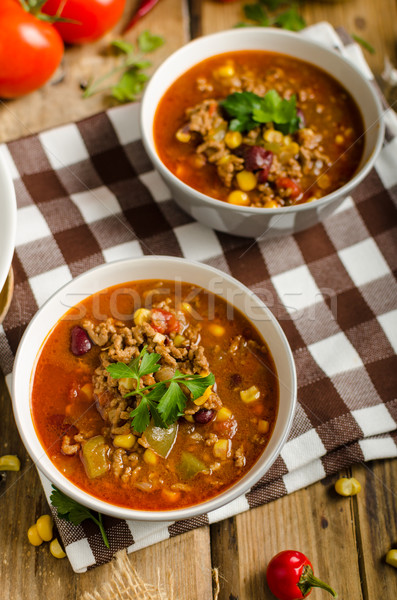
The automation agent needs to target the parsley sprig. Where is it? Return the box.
[106,347,215,433]
[82,31,164,102]
[221,90,301,134]
[50,486,109,548]
[237,1,306,32]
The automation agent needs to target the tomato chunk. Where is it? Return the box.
[276,177,302,200]
[151,309,180,334]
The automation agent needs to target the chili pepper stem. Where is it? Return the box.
[298,566,337,598]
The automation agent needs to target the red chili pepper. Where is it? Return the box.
[266,550,337,600]
[151,308,180,335]
[124,0,160,32]
[276,177,302,200]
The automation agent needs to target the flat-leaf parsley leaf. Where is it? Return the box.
[50,486,109,548]
[221,89,301,134]
[106,347,215,433]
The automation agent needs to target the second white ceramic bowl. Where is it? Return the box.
[13,256,296,521]
[141,28,384,239]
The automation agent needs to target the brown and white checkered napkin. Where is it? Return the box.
[1,23,396,572]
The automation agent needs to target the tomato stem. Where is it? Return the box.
[298,565,337,598]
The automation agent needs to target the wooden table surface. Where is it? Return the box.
[1,2,396,599]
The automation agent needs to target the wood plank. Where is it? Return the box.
[302,0,397,77]
[200,0,397,79]
[0,0,187,143]
[1,369,213,600]
[352,460,397,600]
[211,472,364,600]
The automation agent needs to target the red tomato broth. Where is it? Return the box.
[31,280,279,510]
[153,51,364,207]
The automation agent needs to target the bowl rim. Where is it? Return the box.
[0,154,17,293]
[12,256,297,521]
[141,27,385,215]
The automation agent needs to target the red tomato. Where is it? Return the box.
[43,0,126,44]
[276,177,303,200]
[151,309,180,335]
[266,550,337,600]
[0,0,64,99]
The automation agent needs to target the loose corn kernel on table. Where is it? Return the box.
[0,1,396,599]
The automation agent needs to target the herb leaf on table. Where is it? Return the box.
[107,346,215,433]
[50,486,110,548]
[82,30,164,103]
[237,1,306,32]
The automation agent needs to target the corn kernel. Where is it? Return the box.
[318,174,331,190]
[50,538,66,559]
[143,448,159,466]
[258,419,270,434]
[113,434,136,450]
[264,200,279,209]
[283,135,292,145]
[173,334,186,347]
[161,489,181,503]
[334,477,361,496]
[288,142,300,156]
[0,455,20,471]
[36,515,53,542]
[217,155,231,166]
[213,439,232,460]
[176,128,191,143]
[225,131,243,149]
[263,129,283,144]
[227,190,250,206]
[208,323,225,337]
[240,385,260,404]
[80,383,93,400]
[216,64,235,78]
[385,549,397,568]
[189,154,206,168]
[182,302,193,313]
[194,385,213,406]
[184,414,195,423]
[236,170,257,192]
[133,308,151,326]
[27,524,43,547]
[216,407,233,422]
[335,134,344,145]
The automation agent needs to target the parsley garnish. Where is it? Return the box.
[82,31,164,102]
[106,347,215,433]
[352,34,375,55]
[221,90,301,134]
[50,486,110,548]
[236,1,306,32]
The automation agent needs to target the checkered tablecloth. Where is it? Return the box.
[1,23,396,572]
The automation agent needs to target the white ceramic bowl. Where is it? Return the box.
[13,256,296,521]
[141,28,384,239]
[0,153,16,293]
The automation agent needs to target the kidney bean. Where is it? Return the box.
[244,146,273,173]
[70,326,92,356]
[257,161,273,184]
[193,409,215,424]
[229,373,242,388]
